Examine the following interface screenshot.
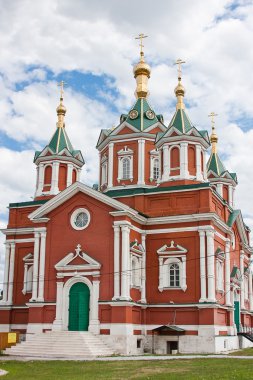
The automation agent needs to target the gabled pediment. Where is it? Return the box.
[23,253,33,263]
[130,240,145,256]
[117,146,134,155]
[110,121,140,135]
[55,244,101,271]
[157,240,187,256]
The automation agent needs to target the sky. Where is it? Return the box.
[0,0,253,287]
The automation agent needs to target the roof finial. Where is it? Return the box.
[56,80,67,128]
[174,59,186,110]
[133,34,151,98]
[208,112,218,153]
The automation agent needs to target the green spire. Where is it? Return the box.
[124,98,160,131]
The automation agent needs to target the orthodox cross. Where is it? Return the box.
[174,59,186,79]
[135,33,148,55]
[57,80,67,99]
[208,112,218,129]
[75,244,82,256]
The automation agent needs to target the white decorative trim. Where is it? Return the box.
[55,244,101,272]
[70,208,91,231]
[117,146,134,183]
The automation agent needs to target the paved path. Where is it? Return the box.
[0,354,253,361]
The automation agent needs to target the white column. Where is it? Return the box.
[199,230,207,302]
[162,145,169,181]
[181,256,187,291]
[89,280,100,334]
[77,168,81,182]
[249,270,253,311]
[36,163,44,196]
[138,139,145,185]
[30,232,40,302]
[240,251,245,309]
[158,257,164,291]
[37,231,47,302]
[141,233,146,303]
[203,150,207,180]
[120,225,130,300]
[51,161,60,194]
[180,142,189,178]
[2,243,10,302]
[206,229,216,302]
[228,185,233,208]
[66,164,73,187]
[112,225,120,300]
[7,242,15,304]
[225,239,231,306]
[216,183,223,197]
[22,264,28,295]
[52,281,64,330]
[196,145,202,181]
[232,187,235,208]
[108,143,114,188]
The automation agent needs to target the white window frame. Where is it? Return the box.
[22,253,34,295]
[157,241,187,292]
[150,149,160,182]
[131,256,141,288]
[101,162,108,186]
[117,146,133,182]
[70,208,91,231]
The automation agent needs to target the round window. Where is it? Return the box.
[71,208,90,230]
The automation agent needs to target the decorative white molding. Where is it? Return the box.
[108,143,114,188]
[55,244,101,272]
[117,147,134,183]
[70,208,91,231]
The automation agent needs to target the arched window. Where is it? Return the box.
[153,158,159,180]
[72,169,77,183]
[122,157,130,179]
[169,263,180,287]
[26,265,33,292]
[59,164,67,191]
[43,165,52,191]
[188,146,196,176]
[170,146,180,176]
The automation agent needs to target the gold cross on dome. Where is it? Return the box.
[135,33,148,54]
[174,59,186,79]
[57,80,67,99]
[208,112,218,129]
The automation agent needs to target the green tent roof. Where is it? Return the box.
[227,210,240,227]
[125,98,159,131]
[168,108,193,133]
[207,153,226,176]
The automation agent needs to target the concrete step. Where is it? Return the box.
[5,331,114,358]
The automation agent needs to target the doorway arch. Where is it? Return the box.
[68,282,90,331]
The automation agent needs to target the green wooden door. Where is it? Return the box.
[68,282,90,331]
[234,301,240,330]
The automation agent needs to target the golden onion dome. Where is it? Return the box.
[56,98,67,115]
[174,79,185,97]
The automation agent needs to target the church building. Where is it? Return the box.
[0,40,253,355]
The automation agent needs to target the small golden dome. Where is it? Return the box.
[56,98,66,115]
[210,126,218,144]
[174,80,185,97]
[133,53,151,78]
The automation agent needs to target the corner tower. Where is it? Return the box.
[96,35,166,192]
[156,60,210,184]
[207,113,237,207]
[34,82,84,199]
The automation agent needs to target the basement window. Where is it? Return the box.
[137,339,142,348]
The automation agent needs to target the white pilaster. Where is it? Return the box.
[36,163,44,196]
[225,239,231,306]
[51,161,60,195]
[206,229,216,302]
[113,225,120,300]
[228,185,233,208]
[203,150,207,180]
[196,145,202,181]
[22,264,28,295]
[141,233,146,303]
[216,183,223,197]
[249,270,253,311]
[89,280,100,334]
[137,139,145,185]
[181,256,187,291]
[120,225,131,300]
[66,164,73,187]
[30,232,40,302]
[37,231,47,302]
[162,145,169,181]
[180,142,189,178]
[158,257,163,291]
[240,251,245,309]
[199,230,207,302]
[108,143,114,188]
[2,243,10,303]
[7,242,15,304]
[77,168,81,182]
[52,281,64,331]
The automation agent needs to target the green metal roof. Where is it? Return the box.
[9,199,48,208]
[125,98,159,131]
[34,127,84,163]
[207,153,226,176]
[106,182,210,198]
[227,210,240,227]
[168,108,193,133]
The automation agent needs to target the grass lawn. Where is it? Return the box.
[0,359,253,379]
[230,347,253,356]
